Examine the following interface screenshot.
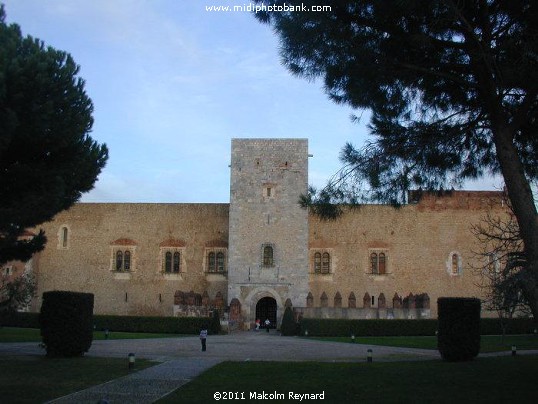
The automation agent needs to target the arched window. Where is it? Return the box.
[334,292,342,308]
[208,252,216,272]
[124,250,131,271]
[110,239,137,273]
[216,252,225,272]
[452,253,459,275]
[320,292,328,307]
[322,252,330,274]
[370,251,388,275]
[165,251,172,273]
[314,252,321,273]
[348,292,357,308]
[263,245,274,267]
[306,292,313,308]
[173,252,180,273]
[116,251,123,271]
[62,227,68,248]
[370,252,378,274]
[378,253,386,274]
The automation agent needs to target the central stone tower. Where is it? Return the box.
[227,139,309,329]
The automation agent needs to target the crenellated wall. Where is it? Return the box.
[22,139,508,323]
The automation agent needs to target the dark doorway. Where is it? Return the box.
[255,297,277,328]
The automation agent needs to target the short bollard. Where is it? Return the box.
[351,334,355,343]
[128,353,135,370]
[104,329,109,340]
[512,345,517,356]
[367,349,373,363]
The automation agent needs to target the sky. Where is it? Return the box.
[3,0,501,203]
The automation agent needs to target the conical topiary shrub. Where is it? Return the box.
[280,306,297,336]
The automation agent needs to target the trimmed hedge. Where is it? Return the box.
[0,311,40,328]
[3,311,535,336]
[437,297,481,362]
[0,312,218,335]
[93,314,211,335]
[299,318,438,337]
[480,317,536,335]
[40,291,94,357]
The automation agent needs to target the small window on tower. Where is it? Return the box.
[263,185,275,199]
[262,244,274,267]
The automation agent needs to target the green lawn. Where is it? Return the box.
[0,355,155,403]
[0,327,185,343]
[312,334,538,352]
[158,356,538,403]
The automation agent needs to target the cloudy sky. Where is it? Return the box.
[3,0,500,203]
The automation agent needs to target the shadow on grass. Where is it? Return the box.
[0,355,155,403]
[158,356,538,403]
[0,327,187,343]
[311,335,538,352]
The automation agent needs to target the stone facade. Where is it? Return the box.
[31,203,230,317]
[228,139,309,329]
[306,191,505,321]
[15,139,507,327]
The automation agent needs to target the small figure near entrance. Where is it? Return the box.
[199,326,208,351]
[255,318,260,331]
[264,318,271,332]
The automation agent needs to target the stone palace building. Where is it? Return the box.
[4,139,506,329]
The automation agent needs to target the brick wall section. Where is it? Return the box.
[32,203,229,316]
[308,191,507,317]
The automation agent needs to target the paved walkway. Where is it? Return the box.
[1,331,534,403]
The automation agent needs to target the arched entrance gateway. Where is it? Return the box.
[255,297,277,329]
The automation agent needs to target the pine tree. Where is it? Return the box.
[0,6,108,265]
[254,0,538,324]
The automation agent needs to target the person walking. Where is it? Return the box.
[199,326,208,351]
[264,318,271,333]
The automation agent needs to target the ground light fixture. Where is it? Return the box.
[128,353,136,369]
[367,348,373,363]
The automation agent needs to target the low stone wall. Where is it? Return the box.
[297,307,431,320]
[173,304,211,317]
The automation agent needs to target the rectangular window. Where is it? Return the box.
[161,248,184,274]
[262,245,274,267]
[216,252,225,272]
[206,250,227,273]
[312,250,332,274]
[369,250,388,275]
[112,248,135,272]
[2,266,13,276]
[173,252,181,273]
